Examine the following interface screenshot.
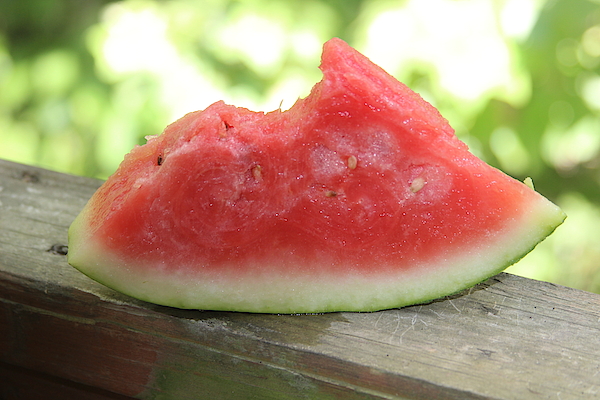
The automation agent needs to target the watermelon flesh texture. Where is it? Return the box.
[68,38,565,313]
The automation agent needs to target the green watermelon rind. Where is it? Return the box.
[67,198,565,313]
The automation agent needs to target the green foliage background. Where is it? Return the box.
[1,0,599,292]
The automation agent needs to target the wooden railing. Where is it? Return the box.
[1,158,599,399]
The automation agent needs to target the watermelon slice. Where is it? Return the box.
[68,38,565,313]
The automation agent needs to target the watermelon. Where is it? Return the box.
[68,38,565,313]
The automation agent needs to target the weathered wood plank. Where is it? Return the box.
[1,158,599,399]
[0,362,134,400]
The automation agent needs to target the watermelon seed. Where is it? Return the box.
[347,155,358,170]
[410,176,426,193]
[157,155,164,166]
[219,121,233,139]
[523,177,535,190]
[325,190,337,197]
[252,165,263,182]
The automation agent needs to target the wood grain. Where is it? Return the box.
[1,159,599,399]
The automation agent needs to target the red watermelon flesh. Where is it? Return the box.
[68,38,565,313]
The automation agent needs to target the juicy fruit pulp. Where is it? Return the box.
[68,38,565,313]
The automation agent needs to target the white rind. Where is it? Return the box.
[68,194,565,313]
